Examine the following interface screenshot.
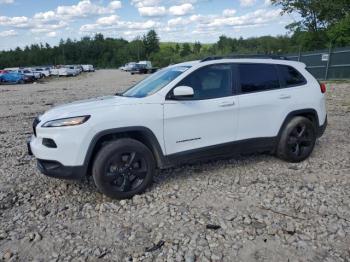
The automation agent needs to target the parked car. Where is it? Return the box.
[33,67,51,77]
[71,65,82,75]
[59,66,79,77]
[0,72,32,84]
[130,63,148,74]
[28,56,327,199]
[17,69,42,79]
[124,62,137,72]
[82,65,95,72]
[130,61,158,74]
[4,67,19,71]
[0,70,7,82]
[50,68,60,76]
[74,65,83,74]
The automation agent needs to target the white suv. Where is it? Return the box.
[28,56,327,199]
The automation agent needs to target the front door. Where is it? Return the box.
[163,64,238,155]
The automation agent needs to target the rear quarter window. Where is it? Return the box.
[278,65,307,87]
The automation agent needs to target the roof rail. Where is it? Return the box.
[200,54,289,62]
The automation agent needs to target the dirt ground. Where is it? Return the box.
[0,70,349,262]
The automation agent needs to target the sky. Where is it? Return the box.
[0,0,296,50]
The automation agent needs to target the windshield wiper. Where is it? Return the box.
[115,92,124,96]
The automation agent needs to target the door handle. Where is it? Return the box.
[219,101,235,107]
[279,94,291,99]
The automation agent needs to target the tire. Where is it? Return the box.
[92,138,155,199]
[277,116,316,162]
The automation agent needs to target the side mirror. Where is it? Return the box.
[172,86,194,99]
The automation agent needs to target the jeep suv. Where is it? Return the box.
[27,56,327,199]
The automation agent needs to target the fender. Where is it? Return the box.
[277,108,320,140]
[82,126,167,174]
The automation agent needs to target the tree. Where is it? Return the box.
[128,37,146,61]
[271,0,325,32]
[328,15,350,46]
[3,26,350,70]
[175,43,180,54]
[271,0,350,49]
[193,41,202,54]
[143,30,160,57]
[180,43,192,57]
[151,46,180,67]
[216,35,236,54]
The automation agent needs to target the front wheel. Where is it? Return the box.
[277,116,316,162]
[92,139,155,199]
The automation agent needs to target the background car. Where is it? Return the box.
[130,63,148,74]
[33,67,51,77]
[82,64,95,72]
[0,72,25,84]
[17,69,42,79]
[124,62,136,72]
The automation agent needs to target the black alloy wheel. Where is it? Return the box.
[104,151,148,192]
[287,123,313,158]
[93,139,155,199]
[277,116,316,162]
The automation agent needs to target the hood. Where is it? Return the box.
[40,95,132,121]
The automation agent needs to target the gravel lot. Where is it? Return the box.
[0,70,349,262]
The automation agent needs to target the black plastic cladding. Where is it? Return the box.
[32,117,40,137]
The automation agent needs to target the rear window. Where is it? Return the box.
[278,65,306,87]
[239,63,280,93]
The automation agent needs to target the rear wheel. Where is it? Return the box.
[92,139,155,199]
[277,116,316,162]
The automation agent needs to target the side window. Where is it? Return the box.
[238,63,280,93]
[278,65,306,87]
[177,64,232,100]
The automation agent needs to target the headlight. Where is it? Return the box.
[42,115,90,128]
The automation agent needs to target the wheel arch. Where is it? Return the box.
[83,127,166,176]
[277,109,319,140]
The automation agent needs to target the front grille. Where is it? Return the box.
[33,117,40,136]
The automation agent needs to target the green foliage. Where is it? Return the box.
[180,43,192,57]
[193,41,202,54]
[272,0,350,49]
[143,29,160,58]
[150,46,180,67]
[1,9,350,71]
[175,43,180,54]
[271,0,349,32]
[328,15,350,46]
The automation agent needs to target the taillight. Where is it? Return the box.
[320,83,326,93]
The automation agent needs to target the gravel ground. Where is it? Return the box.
[0,70,349,262]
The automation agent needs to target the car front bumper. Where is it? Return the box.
[36,159,85,180]
[27,137,85,180]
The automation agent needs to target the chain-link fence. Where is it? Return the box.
[285,46,350,80]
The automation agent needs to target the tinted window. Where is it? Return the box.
[239,64,280,93]
[177,64,232,100]
[278,65,306,86]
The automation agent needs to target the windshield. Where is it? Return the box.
[122,66,190,98]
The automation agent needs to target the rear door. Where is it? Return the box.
[236,63,293,140]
